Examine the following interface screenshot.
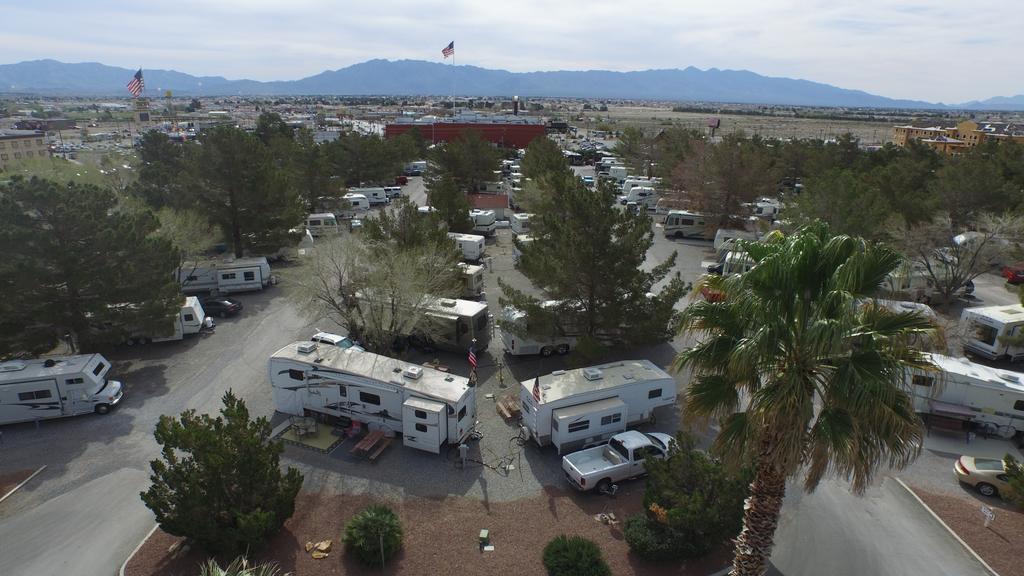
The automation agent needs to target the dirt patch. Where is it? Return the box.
[126,487,731,576]
[0,469,35,499]
[911,485,1024,576]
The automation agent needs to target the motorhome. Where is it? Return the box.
[305,213,340,237]
[510,213,532,237]
[961,304,1024,362]
[448,232,485,261]
[350,187,390,206]
[178,257,272,295]
[355,294,491,352]
[341,193,370,216]
[0,354,124,424]
[750,199,782,220]
[469,209,497,237]
[520,360,678,454]
[269,343,475,454]
[908,353,1024,440]
[624,187,657,210]
[458,262,485,300]
[499,302,580,357]
[714,229,758,254]
[663,211,710,239]
[383,186,403,199]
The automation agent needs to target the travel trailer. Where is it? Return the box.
[909,353,1024,440]
[961,304,1024,362]
[0,354,124,424]
[448,232,485,262]
[341,193,370,216]
[354,294,491,352]
[621,177,659,195]
[499,302,580,357]
[305,213,340,237]
[458,262,485,300]
[510,213,532,237]
[663,211,710,239]
[126,296,207,345]
[469,209,497,237]
[350,187,390,206]
[269,343,475,454]
[520,360,678,454]
[178,257,272,295]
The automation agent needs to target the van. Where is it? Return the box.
[305,213,340,237]
[663,210,709,239]
[383,186,402,199]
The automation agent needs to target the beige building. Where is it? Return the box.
[0,130,49,171]
[893,120,1024,154]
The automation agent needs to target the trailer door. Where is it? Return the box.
[402,397,445,454]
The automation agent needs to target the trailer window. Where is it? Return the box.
[912,375,934,387]
[183,314,194,322]
[475,313,487,332]
[415,423,428,433]
[648,388,662,399]
[458,406,468,421]
[601,413,622,426]
[1015,400,1024,412]
[244,271,255,282]
[972,323,998,346]
[65,378,84,385]
[18,390,53,401]
[221,273,237,280]
[414,409,427,419]
[92,362,106,376]
[288,369,304,381]
[339,386,346,397]
[360,392,381,405]
[522,399,531,414]
[552,419,559,431]
[567,420,590,433]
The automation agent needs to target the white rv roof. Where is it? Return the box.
[666,210,706,217]
[963,304,1024,325]
[184,256,268,270]
[553,396,626,420]
[457,262,484,275]
[448,232,485,242]
[523,360,674,405]
[512,213,533,221]
[0,354,105,384]
[926,353,1024,393]
[426,297,488,317]
[272,342,471,403]
[307,212,336,220]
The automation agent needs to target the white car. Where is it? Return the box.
[310,331,365,352]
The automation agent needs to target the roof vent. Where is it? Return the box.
[43,359,57,367]
[0,361,27,372]
[551,370,566,376]
[439,299,457,308]
[403,366,424,380]
[998,373,1021,384]
[583,368,603,381]
[296,342,317,354]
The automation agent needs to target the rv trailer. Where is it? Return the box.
[178,257,272,295]
[961,304,1024,362]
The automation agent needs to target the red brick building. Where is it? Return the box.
[385,117,545,149]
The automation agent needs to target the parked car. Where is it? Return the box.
[199,296,243,318]
[954,455,1011,498]
[310,331,365,352]
[395,175,408,186]
[1002,262,1024,284]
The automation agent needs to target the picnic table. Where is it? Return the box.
[496,394,521,421]
[349,430,393,461]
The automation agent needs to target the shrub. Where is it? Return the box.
[198,557,288,576]
[542,535,611,576]
[1005,454,1024,508]
[343,505,403,566]
[623,515,681,561]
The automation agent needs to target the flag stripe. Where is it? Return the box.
[467,343,477,368]
[442,41,454,59]
[127,69,144,97]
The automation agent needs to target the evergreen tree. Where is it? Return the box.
[0,177,181,356]
[141,391,303,556]
[427,175,474,233]
[521,136,571,180]
[362,197,453,251]
[427,130,501,193]
[134,131,190,208]
[254,112,294,146]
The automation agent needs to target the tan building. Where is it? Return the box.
[893,120,1024,154]
[0,130,49,171]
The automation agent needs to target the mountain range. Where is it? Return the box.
[1,59,1022,111]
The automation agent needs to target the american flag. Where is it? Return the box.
[532,376,541,401]
[127,69,144,97]
[442,41,454,59]
[467,342,477,369]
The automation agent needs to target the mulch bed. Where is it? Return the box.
[911,486,1024,576]
[0,469,35,499]
[126,487,731,576]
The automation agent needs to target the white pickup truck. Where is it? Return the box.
[561,430,674,492]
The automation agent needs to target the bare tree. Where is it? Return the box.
[298,235,462,353]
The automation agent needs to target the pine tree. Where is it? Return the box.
[427,175,474,234]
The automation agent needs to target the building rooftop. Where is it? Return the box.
[0,129,44,140]
[522,359,673,405]
[468,193,509,210]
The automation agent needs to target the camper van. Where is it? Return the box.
[520,360,678,454]
[499,302,580,357]
[663,211,710,239]
[510,213,532,237]
[383,186,403,199]
[178,257,272,295]
[350,187,390,206]
[305,213,340,237]
[342,193,370,215]
[909,353,1024,440]
[269,343,475,454]
[448,232,485,262]
[961,304,1024,362]
[355,294,491,352]
[469,209,497,237]
[0,354,124,424]
[458,262,485,300]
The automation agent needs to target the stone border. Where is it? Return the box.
[0,465,47,505]
[893,477,1000,576]
[118,524,158,576]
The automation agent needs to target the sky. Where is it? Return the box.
[1,0,1021,103]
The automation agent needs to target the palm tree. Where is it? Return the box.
[673,222,937,576]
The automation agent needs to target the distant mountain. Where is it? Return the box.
[955,94,1024,112]
[0,58,1018,110]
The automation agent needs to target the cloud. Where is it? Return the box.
[1,0,1020,103]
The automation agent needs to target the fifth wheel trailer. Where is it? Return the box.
[269,341,475,453]
[0,354,124,425]
[961,304,1024,362]
[448,232,485,262]
[520,360,678,454]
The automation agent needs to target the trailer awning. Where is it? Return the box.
[928,400,975,419]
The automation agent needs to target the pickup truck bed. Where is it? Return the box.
[563,445,625,478]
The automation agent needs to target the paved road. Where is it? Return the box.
[769,477,991,576]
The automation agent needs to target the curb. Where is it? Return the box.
[0,465,47,505]
[118,523,158,576]
[894,477,1001,576]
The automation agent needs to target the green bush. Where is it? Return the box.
[1004,454,1024,508]
[343,505,403,566]
[623,515,683,561]
[542,535,611,576]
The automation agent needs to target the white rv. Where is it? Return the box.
[0,354,124,424]
[621,177,658,195]
[468,209,498,237]
[305,213,340,237]
[909,353,1024,439]
[510,213,532,237]
[499,302,579,357]
[608,165,629,183]
[179,257,272,295]
[624,187,657,210]
[383,186,403,199]
[355,294,491,352]
[520,360,678,454]
[127,296,207,345]
[350,187,390,206]
[342,193,370,216]
[663,211,710,239]
[458,262,485,300]
[448,232,485,262]
[269,343,475,454]
[714,229,758,254]
[961,304,1024,362]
